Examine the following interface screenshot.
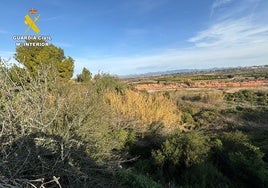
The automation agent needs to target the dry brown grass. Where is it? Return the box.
[105,89,181,132]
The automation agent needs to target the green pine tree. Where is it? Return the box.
[14,39,74,81]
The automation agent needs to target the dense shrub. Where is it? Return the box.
[224,90,268,105]
[115,170,161,188]
[213,131,268,188]
[0,62,127,187]
[93,73,126,93]
[181,163,230,188]
[152,131,210,182]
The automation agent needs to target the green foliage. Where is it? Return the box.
[94,73,125,93]
[134,159,157,177]
[76,67,92,83]
[182,92,223,103]
[115,170,161,188]
[221,106,268,124]
[249,129,268,163]
[7,65,26,84]
[126,122,165,163]
[152,131,210,183]
[181,163,230,188]
[224,90,268,105]
[14,39,74,80]
[193,109,223,128]
[181,112,195,124]
[214,131,268,188]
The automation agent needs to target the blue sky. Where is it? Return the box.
[0,0,268,76]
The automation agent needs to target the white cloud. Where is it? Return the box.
[74,0,268,76]
[189,18,268,48]
[210,0,261,21]
[74,37,268,76]
[212,0,233,10]
[210,0,233,19]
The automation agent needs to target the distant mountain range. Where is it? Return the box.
[120,65,268,78]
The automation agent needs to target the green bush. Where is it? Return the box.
[152,131,210,182]
[115,170,161,188]
[181,112,195,125]
[181,163,230,188]
[214,131,268,188]
[193,109,222,127]
[224,90,268,105]
[93,73,126,93]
